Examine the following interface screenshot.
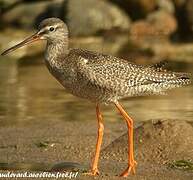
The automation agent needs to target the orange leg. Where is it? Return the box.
[114,101,137,177]
[87,103,104,176]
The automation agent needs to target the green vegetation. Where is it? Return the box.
[169,160,193,171]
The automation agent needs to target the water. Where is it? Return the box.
[0,55,193,127]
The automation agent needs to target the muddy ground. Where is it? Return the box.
[0,118,193,180]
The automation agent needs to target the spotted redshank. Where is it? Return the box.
[1,18,191,177]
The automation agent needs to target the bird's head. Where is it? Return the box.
[1,18,68,56]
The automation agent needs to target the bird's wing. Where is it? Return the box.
[72,49,152,94]
[70,49,191,95]
[149,60,169,72]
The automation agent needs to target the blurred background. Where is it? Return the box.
[0,0,193,126]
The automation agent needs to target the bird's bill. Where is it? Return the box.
[1,32,41,56]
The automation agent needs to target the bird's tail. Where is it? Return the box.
[168,72,191,85]
[147,61,192,85]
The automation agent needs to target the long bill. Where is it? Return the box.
[1,32,41,56]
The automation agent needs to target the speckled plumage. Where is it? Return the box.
[38,18,191,103]
[1,17,192,177]
[42,22,190,104]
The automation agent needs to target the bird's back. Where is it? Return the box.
[53,48,191,103]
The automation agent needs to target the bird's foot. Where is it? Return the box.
[83,168,99,176]
[120,160,137,177]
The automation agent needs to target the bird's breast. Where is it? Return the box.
[44,55,115,103]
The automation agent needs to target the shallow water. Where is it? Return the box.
[0,55,193,126]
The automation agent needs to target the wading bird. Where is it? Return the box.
[1,18,191,177]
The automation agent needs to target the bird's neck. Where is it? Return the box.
[45,37,69,68]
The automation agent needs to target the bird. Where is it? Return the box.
[1,18,191,177]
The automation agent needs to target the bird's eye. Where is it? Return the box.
[49,27,55,32]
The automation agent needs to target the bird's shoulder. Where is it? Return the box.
[66,48,151,91]
[68,48,145,79]
[68,48,133,65]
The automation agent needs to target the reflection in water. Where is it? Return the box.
[0,56,192,126]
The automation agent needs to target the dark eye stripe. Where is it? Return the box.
[38,29,48,35]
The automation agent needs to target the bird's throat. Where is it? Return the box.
[45,39,69,67]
